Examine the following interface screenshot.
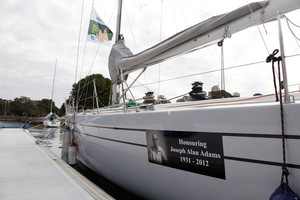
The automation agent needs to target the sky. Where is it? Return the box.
[0,0,300,108]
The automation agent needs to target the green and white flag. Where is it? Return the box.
[87,7,113,44]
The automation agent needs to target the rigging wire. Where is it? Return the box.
[74,75,107,108]
[257,26,270,55]
[76,1,300,107]
[128,75,158,95]
[76,6,92,109]
[124,0,214,98]
[136,0,151,91]
[158,0,163,95]
[85,1,116,76]
[126,39,218,92]
[76,1,117,109]
[77,27,103,107]
[284,15,300,45]
[129,52,300,93]
[285,15,300,28]
[247,0,270,55]
[124,3,138,51]
[79,40,88,80]
[131,60,267,88]
[75,0,86,110]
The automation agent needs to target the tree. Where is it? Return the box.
[157,95,170,104]
[0,99,11,116]
[34,99,51,116]
[10,96,38,116]
[209,90,232,99]
[176,95,190,102]
[59,103,65,116]
[71,74,111,109]
[35,99,60,117]
[1,97,60,117]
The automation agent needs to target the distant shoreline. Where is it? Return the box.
[0,116,43,124]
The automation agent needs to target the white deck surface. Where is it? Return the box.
[0,128,113,200]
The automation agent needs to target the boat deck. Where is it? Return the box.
[0,128,113,200]
[73,91,300,116]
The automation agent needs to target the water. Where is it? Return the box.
[0,121,142,200]
[0,121,26,128]
[29,126,63,156]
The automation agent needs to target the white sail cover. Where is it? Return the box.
[108,0,300,84]
[109,39,133,84]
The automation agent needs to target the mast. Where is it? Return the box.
[50,59,57,113]
[111,0,123,105]
[116,0,123,42]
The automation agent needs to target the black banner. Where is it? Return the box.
[146,130,225,179]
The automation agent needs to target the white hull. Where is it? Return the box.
[68,93,300,200]
[43,119,61,128]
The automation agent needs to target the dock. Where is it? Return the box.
[0,128,114,200]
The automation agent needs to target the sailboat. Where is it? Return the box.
[66,0,300,199]
[44,60,61,128]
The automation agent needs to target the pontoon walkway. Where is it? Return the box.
[0,128,113,200]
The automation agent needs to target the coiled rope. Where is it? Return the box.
[266,49,289,184]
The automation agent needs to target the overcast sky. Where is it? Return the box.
[1,0,300,107]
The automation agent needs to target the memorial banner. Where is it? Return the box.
[146,130,225,179]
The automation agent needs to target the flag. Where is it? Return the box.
[87,7,113,44]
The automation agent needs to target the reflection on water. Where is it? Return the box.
[0,121,25,128]
[29,126,63,156]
